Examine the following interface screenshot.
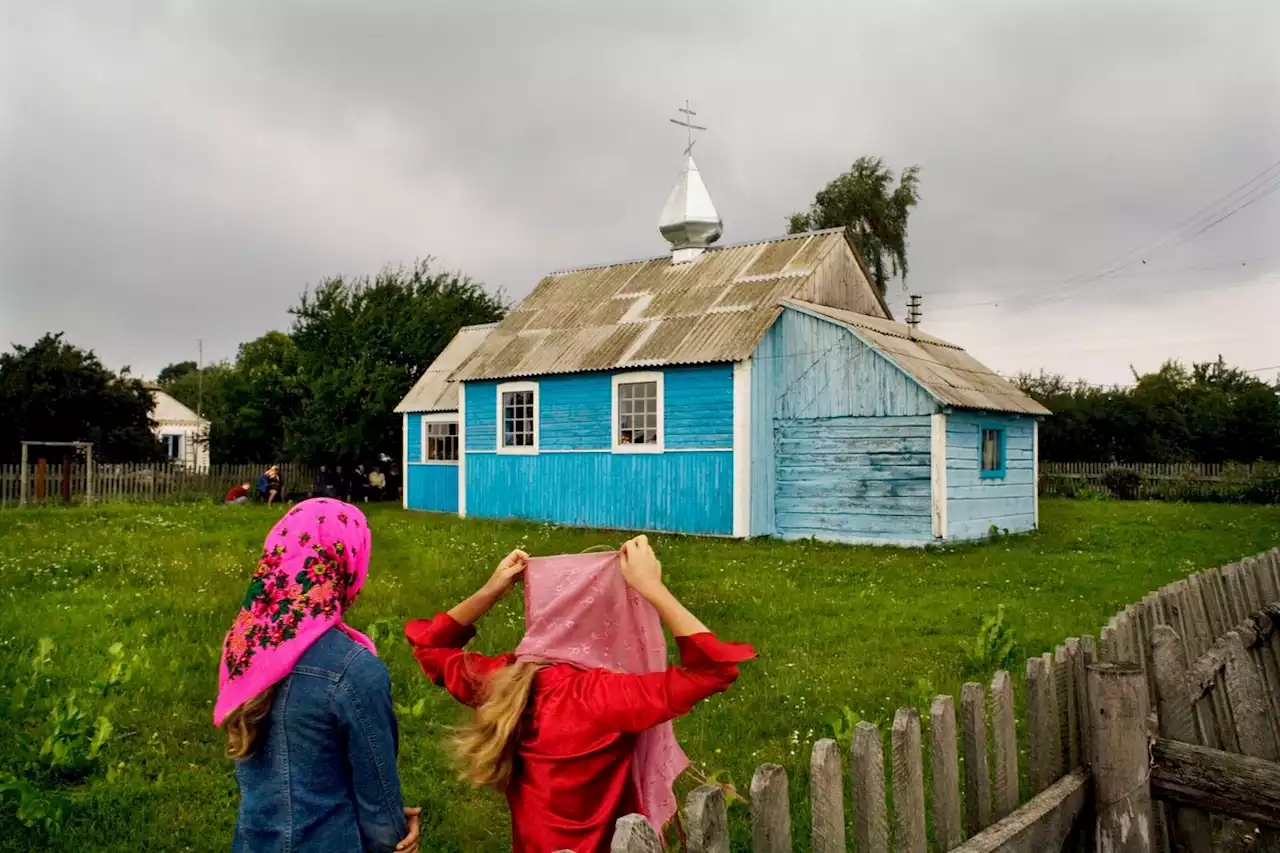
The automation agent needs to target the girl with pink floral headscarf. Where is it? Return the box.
[215,499,421,853]
[406,535,755,853]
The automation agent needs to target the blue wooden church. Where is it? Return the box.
[396,153,1049,546]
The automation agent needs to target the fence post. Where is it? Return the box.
[610,815,662,853]
[685,786,729,853]
[1150,625,1214,852]
[750,764,791,853]
[891,708,926,853]
[809,739,844,853]
[851,722,888,853]
[929,696,963,851]
[990,670,1019,820]
[959,682,992,835]
[1089,662,1154,853]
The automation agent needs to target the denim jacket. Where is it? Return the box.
[232,627,407,852]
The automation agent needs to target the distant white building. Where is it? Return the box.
[145,383,210,472]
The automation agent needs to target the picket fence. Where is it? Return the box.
[1042,462,1262,479]
[604,548,1280,853]
[0,463,317,507]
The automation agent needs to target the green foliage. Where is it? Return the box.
[2,501,1280,851]
[158,259,505,465]
[0,333,163,463]
[1102,467,1143,500]
[965,605,1019,676]
[286,259,506,464]
[1016,358,1280,465]
[824,706,863,753]
[787,156,921,298]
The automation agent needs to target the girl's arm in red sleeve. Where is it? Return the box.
[575,633,756,734]
[404,613,514,708]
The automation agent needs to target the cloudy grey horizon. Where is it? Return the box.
[3,0,1278,387]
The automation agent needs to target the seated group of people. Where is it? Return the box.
[225,464,404,507]
[310,463,397,503]
[224,466,284,505]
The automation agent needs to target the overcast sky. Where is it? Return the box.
[3,0,1278,386]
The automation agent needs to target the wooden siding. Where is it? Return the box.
[774,415,935,545]
[459,364,734,534]
[795,236,889,318]
[406,414,423,462]
[464,364,733,451]
[749,329,778,536]
[945,412,1037,540]
[768,309,938,421]
[406,463,458,513]
[464,451,732,535]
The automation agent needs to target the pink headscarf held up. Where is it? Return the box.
[514,552,689,834]
[213,498,375,727]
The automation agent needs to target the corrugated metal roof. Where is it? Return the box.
[394,323,499,413]
[454,231,849,381]
[785,299,1052,416]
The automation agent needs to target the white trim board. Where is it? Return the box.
[457,387,467,517]
[931,412,948,539]
[401,413,408,510]
[732,359,752,538]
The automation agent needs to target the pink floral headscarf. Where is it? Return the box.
[213,498,375,726]
[515,552,689,834]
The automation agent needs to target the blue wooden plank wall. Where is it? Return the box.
[461,364,734,534]
[773,415,935,545]
[945,412,1036,540]
[465,452,732,534]
[406,414,422,462]
[770,308,937,420]
[406,463,458,513]
[749,325,778,536]
[464,365,733,451]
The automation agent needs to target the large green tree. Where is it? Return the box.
[1015,358,1280,463]
[287,259,506,463]
[0,333,162,463]
[787,156,921,298]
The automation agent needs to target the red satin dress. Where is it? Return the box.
[405,614,755,853]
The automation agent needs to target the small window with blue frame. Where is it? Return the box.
[979,425,1006,478]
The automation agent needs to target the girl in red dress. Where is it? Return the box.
[404,535,755,853]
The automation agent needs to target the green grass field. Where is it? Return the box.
[1,499,1277,851]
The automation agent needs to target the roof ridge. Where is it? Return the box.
[547,228,843,277]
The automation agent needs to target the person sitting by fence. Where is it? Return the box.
[368,467,386,501]
[312,465,337,499]
[214,499,422,853]
[225,483,251,505]
[405,536,756,853]
[256,465,282,505]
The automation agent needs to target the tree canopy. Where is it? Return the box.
[0,333,161,463]
[1015,358,1280,463]
[787,156,921,298]
[158,259,506,465]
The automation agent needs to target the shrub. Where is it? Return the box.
[965,605,1019,675]
[1102,467,1143,500]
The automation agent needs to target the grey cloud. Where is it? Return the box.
[2,0,1277,379]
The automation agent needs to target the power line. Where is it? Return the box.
[1036,157,1280,293]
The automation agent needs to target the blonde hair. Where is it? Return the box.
[222,688,275,760]
[452,661,544,791]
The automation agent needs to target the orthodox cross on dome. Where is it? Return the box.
[669,100,706,156]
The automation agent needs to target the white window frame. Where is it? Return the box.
[496,381,539,455]
[611,371,664,454]
[420,414,460,464]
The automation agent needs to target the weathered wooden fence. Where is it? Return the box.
[1042,461,1280,502]
[601,547,1280,853]
[0,463,317,507]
